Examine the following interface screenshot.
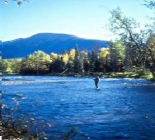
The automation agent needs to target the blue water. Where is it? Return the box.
[2,76,155,139]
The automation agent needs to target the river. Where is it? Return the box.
[2,76,155,139]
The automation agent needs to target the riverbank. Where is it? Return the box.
[48,71,155,80]
[103,72,154,79]
[2,71,155,80]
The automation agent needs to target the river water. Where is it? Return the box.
[2,76,155,139]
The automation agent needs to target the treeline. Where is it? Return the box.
[0,39,154,79]
[1,3,155,79]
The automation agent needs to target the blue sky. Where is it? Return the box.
[1,0,154,41]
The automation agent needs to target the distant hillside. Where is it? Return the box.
[2,33,109,59]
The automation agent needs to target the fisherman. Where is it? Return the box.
[93,76,100,89]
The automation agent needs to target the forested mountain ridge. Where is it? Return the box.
[2,33,108,59]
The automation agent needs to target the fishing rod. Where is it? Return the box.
[59,68,69,76]
[58,68,96,76]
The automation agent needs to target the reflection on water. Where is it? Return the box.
[2,76,155,139]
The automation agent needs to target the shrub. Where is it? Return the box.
[1,92,51,140]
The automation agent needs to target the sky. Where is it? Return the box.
[1,0,154,41]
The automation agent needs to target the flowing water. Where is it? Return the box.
[2,76,155,139]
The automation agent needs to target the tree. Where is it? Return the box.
[2,59,12,74]
[61,53,69,72]
[50,58,65,73]
[144,0,155,34]
[83,58,90,72]
[50,53,67,73]
[110,40,127,72]
[89,45,100,72]
[21,50,51,74]
[108,8,148,71]
[50,53,59,62]
[73,45,81,73]
[143,0,155,78]
[109,41,125,72]
[146,34,155,77]
[1,59,22,74]
[109,8,147,46]
[79,50,88,72]
[98,48,110,72]
[0,57,3,73]
[10,59,22,74]
[4,0,30,5]
[147,34,155,60]
[67,49,76,70]
[144,0,155,9]
[62,53,69,65]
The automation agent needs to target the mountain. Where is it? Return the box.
[1,33,109,59]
